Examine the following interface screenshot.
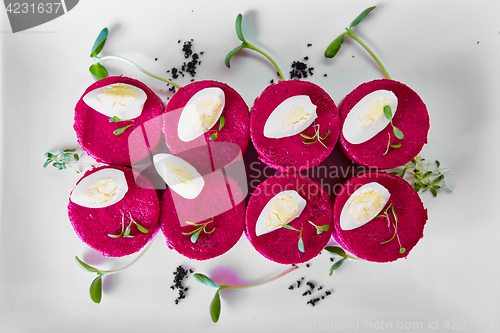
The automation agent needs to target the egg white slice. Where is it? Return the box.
[153,153,204,199]
[70,168,129,208]
[263,95,318,139]
[83,83,147,120]
[340,182,391,231]
[177,87,225,142]
[255,190,307,236]
[343,90,398,144]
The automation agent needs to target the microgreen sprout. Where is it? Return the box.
[307,220,330,235]
[390,155,451,196]
[113,124,135,135]
[325,6,392,80]
[194,265,298,323]
[75,238,155,303]
[225,14,285,81]
[208,115,226,140]
[299,124,331,148]
[282,224,305,253]
[182,219,216,244]
[109,116,130,122]
[382,105,404,155]
[43,147,82,173]
[108,213,149,238]
[376,203,405,254]
[89,27,181,88]
[323,246,364,276]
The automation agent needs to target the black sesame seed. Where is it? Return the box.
[304,56,309,61]
[324,74,327,77]
[307,43,312,47]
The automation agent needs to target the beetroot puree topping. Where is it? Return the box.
[333,172,427,262]
[339,79,429,169]
[68,165,160,257]
[74,76,164,166]
[250,80,340,173]
[246,173,333,264]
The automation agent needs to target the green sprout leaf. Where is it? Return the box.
[298,235,305,253]
[324,246,348,258]
[113,124,134,135]
[44,147,82,172]
[190,229,201,243]
[90,27,108,58]
[324,33,346,58]
[89,275,103,303]
[383,105,393,121]
[134,222,149,233]
[75,256,101,273]
[193,273,220,288]
[225,45,244,68]
[300,124,329,148]
[308,220,330,234]
[219,115,225,131]
[235,14,245,42]
[282,224,299,232]
[89,63,109,80]
[349,6,376,28]
[390,143,402,149]
[210,289,222,323]
[329,258,345,276]
[393,126,404,139]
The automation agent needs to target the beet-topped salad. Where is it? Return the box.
[226,14,340,173]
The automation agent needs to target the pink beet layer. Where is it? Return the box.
[332,172,427,263]
[159,175,246,261]
[163,80,250,158]
[250,80,340,173]
[245,173,333,264]
[68,165,160,257]
[339,79,429,169]
[74,76,164,166]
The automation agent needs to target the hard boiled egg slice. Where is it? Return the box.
[70,168,129,208]
[153,153,204,199]
[178,87,225,142]
[340,182,391,231]
[255,190,307,236]
[263,95,318,139]
[343,90,398,144]
[83,83,147,120]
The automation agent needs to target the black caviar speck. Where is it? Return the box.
[290,61,313,79]
[288,285,294,290]
[307,43,312,47]
[171,265,192,304]
[155,58,158,61]
[304,56,309,61]
[324,74,327,77]
[306,263,310,268]
[270,79,274,84]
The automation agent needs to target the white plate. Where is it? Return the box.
[1,1,500,332]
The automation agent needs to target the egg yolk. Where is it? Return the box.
[280,106,312,132]
[165,162,195,186]
[347,188,387,224]
[358,97,388,128]
[97,85,140,111]
[265,195,299,230]
[85,178,118,205]
[189,94,223,132]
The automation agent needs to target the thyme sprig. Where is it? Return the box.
[300,124,331,148]
[325,6,392,80]
[75,238,155,303]
[194,265,298,323]
[108,213,149,238]
[225,14,285,81]
[208,115,226,140]
[89,27,181,88]
[390,155,451,197]
[182,219,216,244]
[376,203,405,254]
[43,147,82,172]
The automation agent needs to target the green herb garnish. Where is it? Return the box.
[109,116,130,122]
[382,105,404,155]
[299,124,331,148]
[113,124,135,135]
[43,147,81,172]
[75,238,155,303]
[323,246,364,275]
[89,27,181,88]
[194,265,298,323]
[225,14,285,81]
[282,224,305,253]
[208,115,226,141]
[308,220,330,234]
[182,219,216,244]
[390,155,451,196]
[376,203,405,254]
[108,213,149,238]
[325,6,392,80]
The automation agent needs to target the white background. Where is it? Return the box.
[1,0,499,332]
